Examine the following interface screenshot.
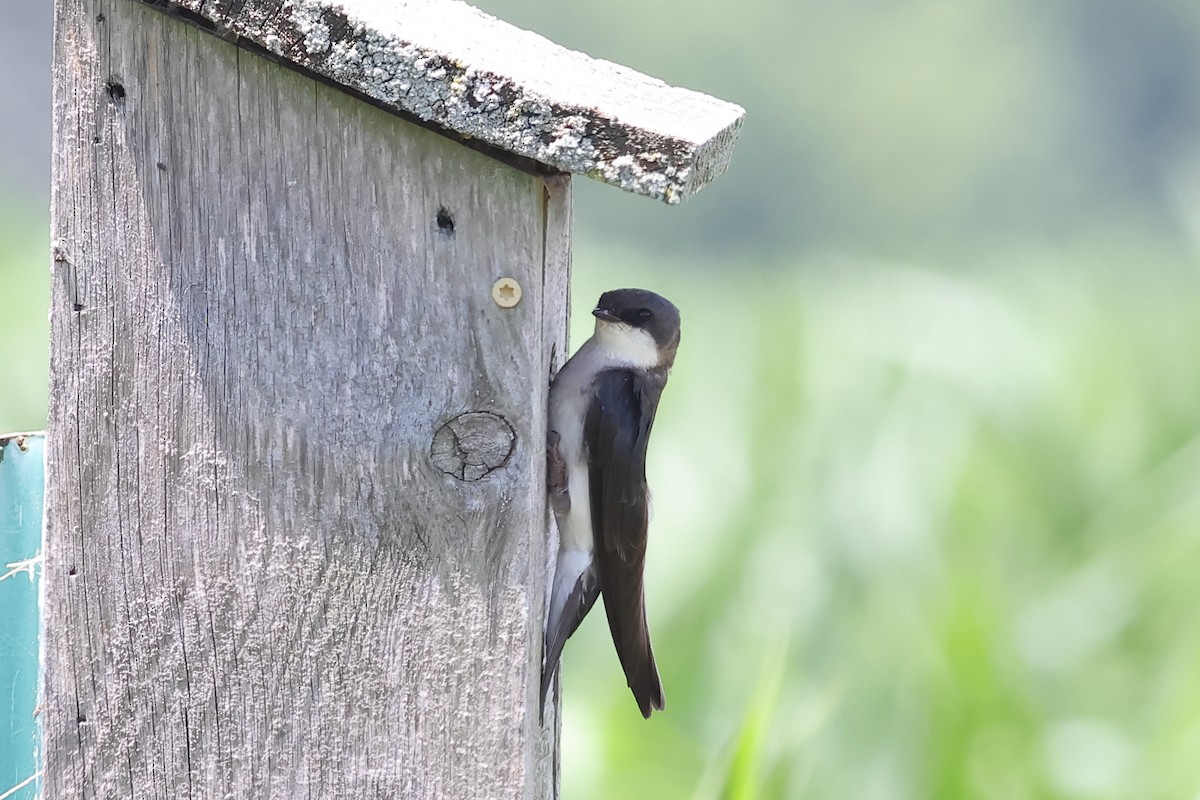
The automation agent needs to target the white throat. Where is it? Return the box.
[592,320,661,369]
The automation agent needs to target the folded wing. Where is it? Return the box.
[584,368,667,717]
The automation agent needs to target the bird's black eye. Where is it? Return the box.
[636,308,652,321]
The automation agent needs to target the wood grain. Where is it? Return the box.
[138,0,745,204]
[47,0,566,796]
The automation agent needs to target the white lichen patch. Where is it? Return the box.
[286,1,332,55]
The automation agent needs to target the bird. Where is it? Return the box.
[541,287,681,719]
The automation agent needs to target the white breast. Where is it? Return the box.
[593,320,661,369]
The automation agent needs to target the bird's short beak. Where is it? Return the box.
[592,307,620,322]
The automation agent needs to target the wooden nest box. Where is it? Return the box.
[45,0,742,797]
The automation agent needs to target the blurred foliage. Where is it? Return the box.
[559,245,1200,799]
[0,204,49,431]
[474,0,1200,261]
[6,0,1200,798]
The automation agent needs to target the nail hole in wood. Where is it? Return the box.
[105,80,126,103]
[436,207,455,235]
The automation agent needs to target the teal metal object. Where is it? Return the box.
[0,432,43,800]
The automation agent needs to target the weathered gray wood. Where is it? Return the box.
[140,0,745,204]
[46,0,566,796]
[536,175,571,753]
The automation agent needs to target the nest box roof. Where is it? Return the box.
[161,0,745,203]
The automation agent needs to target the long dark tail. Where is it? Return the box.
[605,595,665,718]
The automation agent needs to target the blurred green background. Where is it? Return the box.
[6,0,1200,797]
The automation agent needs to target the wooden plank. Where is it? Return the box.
[536,173,572,792]
[140,0,745,204]
[0,432,45,800]
[46,0,565,796]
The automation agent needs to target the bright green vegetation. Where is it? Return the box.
[0,207,49,432]
[557,243,1200,799]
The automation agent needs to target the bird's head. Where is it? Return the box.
[592,288,681,369]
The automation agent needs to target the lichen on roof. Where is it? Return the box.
[162,0,745,203]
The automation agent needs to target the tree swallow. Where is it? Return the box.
[542,288,681,719]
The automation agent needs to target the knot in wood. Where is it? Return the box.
[430,412,516,481]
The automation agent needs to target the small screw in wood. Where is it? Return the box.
[492,277,522,308]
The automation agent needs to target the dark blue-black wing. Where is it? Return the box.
[584,368,667,717]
